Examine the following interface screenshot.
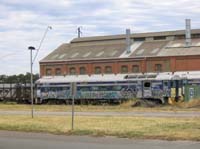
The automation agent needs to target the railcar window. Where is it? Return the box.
[98,86,108,91]
[92,86,99,91]
[164,81,168,86]
[170,81,175,87]
[112,86,122,91]
[144,82,151,88]
[183,80,187,85]
[79,87,90,91]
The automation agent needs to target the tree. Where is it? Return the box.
[0,73,40,83]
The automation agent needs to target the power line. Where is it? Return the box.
[32,26,52,64]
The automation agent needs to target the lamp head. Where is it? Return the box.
[28,46,36,50]
[48,26,52,30]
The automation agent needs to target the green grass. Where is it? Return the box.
[0,115,199,141]
[0,101,200,112]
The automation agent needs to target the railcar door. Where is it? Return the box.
[143,81,152,98]
[170,80,181,101]
[163,81,170,97]
[136,81,142,98]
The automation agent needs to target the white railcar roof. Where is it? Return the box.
[36,74,127,84]
[174,71,200,79]
[155,72,172,80]
[36,71,200,84]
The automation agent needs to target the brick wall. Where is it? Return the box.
[39,55,200,77]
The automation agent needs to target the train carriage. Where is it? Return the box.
[35,71,200,104]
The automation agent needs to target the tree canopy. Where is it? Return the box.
[0,73,39,83]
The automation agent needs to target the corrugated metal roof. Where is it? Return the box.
[158,38,200,56]
[40,29,200,62]
[71,29,200,43]
[41,42,126,62]
[131,40,169,57]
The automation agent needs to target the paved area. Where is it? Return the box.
[0,131,199,149]
[0,110,199,117]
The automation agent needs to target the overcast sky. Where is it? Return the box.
[0,0,200,75]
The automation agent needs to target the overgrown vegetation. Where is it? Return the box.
[0,100,200,112]
[174,99,200,108]
[0,115,199,141]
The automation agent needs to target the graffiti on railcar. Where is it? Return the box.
[40,87,71,99]
[40,86,139,100]
[151,81,163,98]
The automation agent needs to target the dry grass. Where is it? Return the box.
[0,101,199,112]
[176,99,200,108]
[0,115,199,141]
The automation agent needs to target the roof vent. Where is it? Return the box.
[126,29,131,54]
[185,19,191,47]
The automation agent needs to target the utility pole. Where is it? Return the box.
[71,82,76,130]
[77,27,82,38]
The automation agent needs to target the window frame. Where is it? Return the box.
[46,68,52,76]
[132,65,139,73]
[155,64,162,72]
[69,67,76,75]
[105,66,112,74]
[55,68,62,76]
[79,67,86,75]
[94,66,102,74]
[121,65,128,73]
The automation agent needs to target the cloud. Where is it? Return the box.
[0,0,200,75]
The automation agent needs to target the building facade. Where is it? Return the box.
[40,29,200,77]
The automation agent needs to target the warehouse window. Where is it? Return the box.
[95,66,101,74]
[132,65,139,73]
[69,67,76,75]
[134,37,145,41]
[55,68,62,76]
[105,66,112,74]
[121,65,128,73]
[80,67,86,75]
[155,64,162,72]
[192,34,200,39]
[153,36,166,40]
[46,68,52,76]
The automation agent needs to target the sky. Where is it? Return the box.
[0,0,200,75]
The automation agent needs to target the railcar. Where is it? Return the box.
[0,83,32,103]
[36,71,200,104]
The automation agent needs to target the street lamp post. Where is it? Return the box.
[28,26,52,118]
[28,46,35,118]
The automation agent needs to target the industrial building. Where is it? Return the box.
[40,21,200,77]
